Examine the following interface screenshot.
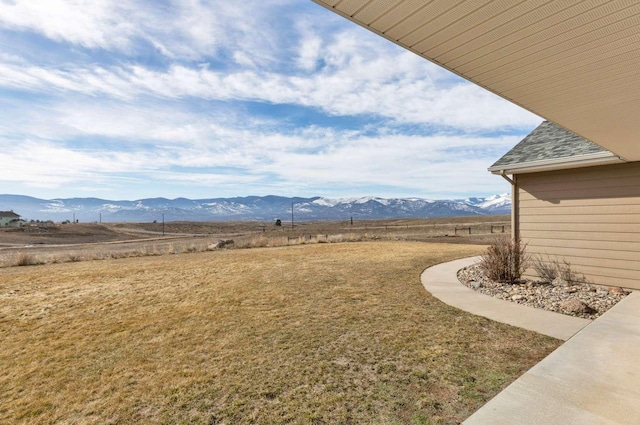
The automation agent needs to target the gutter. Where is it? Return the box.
[495,171,518,241]
[488,151,624,175]
[498,171,514,185]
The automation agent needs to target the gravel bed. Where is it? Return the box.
[457,263,630,320]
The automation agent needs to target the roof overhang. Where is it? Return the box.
[488,150,624,175]
[312,0,640,161]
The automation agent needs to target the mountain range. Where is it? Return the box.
[0,194,511,223]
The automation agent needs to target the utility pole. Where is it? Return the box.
[291,202,294,229]
[162,213,165,236]
[99,212,102,224]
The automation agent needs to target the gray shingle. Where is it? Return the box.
[491,121,609,169]
[0,211,20,218]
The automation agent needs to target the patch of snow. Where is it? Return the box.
[312,198,339,207]
[41,202,70,213]
[101,204,124,212]
[476,193,511,209]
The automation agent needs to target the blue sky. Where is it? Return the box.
[0,0,541,201]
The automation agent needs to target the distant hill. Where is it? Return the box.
[0,194,511,223]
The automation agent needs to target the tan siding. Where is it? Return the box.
[522,230,640,243]
[526,245,640,263]
[520,197,640,208]
[518,162,640,289]
[519,175,640,194]
[525,238,640,252]
[521,214,640,224]
[520,222,637,233]
[520,204,640,216]
[519,185,640,201]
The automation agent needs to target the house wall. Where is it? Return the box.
[517,161,640,289]
[0,216,21,227]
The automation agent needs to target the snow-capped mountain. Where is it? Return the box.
[0,194,511,223]
[463,193,511,214]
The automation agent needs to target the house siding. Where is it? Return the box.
[0,217,16,227]
[0,211,22,227]
[517,161,640,289]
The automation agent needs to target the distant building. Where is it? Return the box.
[0,211,24,227]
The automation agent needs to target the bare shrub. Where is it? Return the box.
[16,253,43,267]
[181,244,196,253]
[327,233,364,243]
[479,236,529,283]
[249,236,269,248]
[270,236,287,247]
[222,239,235,249]
[68,254,83,262]
[558,258,587,284]
[92,252,111,261]
[533,255,587,284]
[144,245,161,256]
[208,239,235,250]
[532,255,557,283]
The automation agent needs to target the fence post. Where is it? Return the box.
[454,226,471,235]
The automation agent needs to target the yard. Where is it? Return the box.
[0,241,559,424]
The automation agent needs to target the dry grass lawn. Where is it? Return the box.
[0,241,560,424]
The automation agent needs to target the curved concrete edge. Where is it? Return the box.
[421,256,591,341]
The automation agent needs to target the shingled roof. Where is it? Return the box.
[0,211,20,218]
[489,121,623,175]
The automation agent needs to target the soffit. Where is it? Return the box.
[312,0,640,161]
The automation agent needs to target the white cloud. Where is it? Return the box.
[297,34,323,71]
[0,0,299,62]
[0,0,136,50]
[0,140,143,188]
[256,133,519,193]
[0,105,519,198]
[0,0,539,132]
[0,53,538,131]
[0,1,537,199]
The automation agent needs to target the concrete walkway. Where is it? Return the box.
[421,256,640,424]
[421,256,591,340]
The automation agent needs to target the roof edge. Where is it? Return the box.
[489,151,625,175]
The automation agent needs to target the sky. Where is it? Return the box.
[0,0,542,201]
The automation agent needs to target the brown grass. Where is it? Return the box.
[0,241,559,424]
[0,216,511,268]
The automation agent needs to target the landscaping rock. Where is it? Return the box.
[552,277,570,287]
[559,298,596,315]
[457,263,628,320]
[610,286,629,295]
